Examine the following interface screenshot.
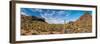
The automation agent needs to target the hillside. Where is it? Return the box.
[21,15,49,35]
[65,13,92,33]
[21,15,46,23]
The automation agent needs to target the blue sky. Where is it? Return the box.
[21,8,92,24]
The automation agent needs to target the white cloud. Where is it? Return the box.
[45,18,75,24]
[57,11,65,15]
[65,14,69,16]
[34,9,71,24]
[46,19,64,24]
[21,12,29,16]
[31,9,43,13]
[40,10,70,24]
[54,11,70,18]
[69,17,79,22]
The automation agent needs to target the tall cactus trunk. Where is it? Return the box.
[61,20,66,34]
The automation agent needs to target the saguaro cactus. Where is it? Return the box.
[61,20,66,34]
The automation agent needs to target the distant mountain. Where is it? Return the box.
[32,16,45,22]
[21,15,46,23]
